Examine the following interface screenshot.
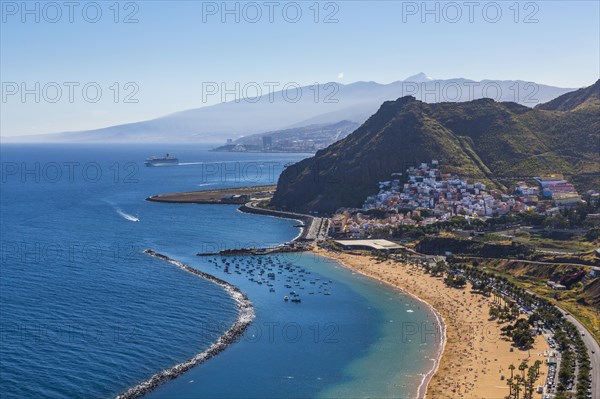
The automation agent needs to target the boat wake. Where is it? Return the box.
[116,250,255,399]
[176,160,245,167]
[116,209,140,222]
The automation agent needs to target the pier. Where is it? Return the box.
[196,243,310,257]
[146,185,276,205]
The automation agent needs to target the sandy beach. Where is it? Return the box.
[311,246,550,399]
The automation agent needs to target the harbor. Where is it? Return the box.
[201,253,336,303]
[147,186,330,252]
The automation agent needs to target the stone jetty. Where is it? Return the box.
[115,250,255,399]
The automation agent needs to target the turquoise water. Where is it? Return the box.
[0,144,441,398]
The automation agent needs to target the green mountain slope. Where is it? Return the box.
[271,81,600,213]
[536,79,600,111]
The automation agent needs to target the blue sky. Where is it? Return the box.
[1,0,599,137]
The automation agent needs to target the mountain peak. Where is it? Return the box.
[404,72,433,82]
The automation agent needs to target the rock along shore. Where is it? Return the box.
[115,250,255,399]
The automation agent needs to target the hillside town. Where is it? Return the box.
[330,161,598,236]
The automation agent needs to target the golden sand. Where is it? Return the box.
[311,247,550,399]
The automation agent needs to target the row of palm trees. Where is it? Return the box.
[489,302,520,323]
[445,257,593,399]
[506,360,543,399]
[391,252,592,398]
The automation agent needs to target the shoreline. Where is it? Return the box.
[116,250,255,399]
[311,247,445,399]
[311,246,550,399]
[416,297,447,399]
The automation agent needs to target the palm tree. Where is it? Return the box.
[514,380,521,399]
[509,364,516,379]
[519,361,528,379]
[526,382,534,399]
[534,360,542,378]
[527,366,537,383]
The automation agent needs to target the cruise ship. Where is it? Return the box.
[144,153,179,167]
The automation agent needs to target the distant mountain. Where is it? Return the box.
[8,74,577,143]
[536,79,600,111]
[404,72,433,82]
[270,80,600,213]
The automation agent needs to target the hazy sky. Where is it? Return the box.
[1,0,599,137]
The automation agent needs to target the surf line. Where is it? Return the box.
[116,249,255,399]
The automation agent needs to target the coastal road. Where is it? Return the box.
[460,255,593,268]
[304,217,331,241]
[304,217,322,241]
[556,307,599,398]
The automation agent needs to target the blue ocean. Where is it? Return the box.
[0,144,441,398]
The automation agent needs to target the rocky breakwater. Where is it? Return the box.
[116,250,255,399]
